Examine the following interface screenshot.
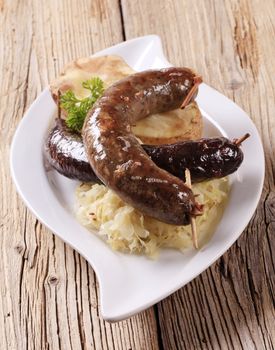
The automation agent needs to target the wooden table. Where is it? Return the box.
[1,1,274,349]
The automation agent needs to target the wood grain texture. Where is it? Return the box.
[0,1,159,349]
[1,0,274,349]
[122,0,275,349]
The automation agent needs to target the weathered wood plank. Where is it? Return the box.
[122,0,275,349]
[0,1,159,349]
[1,0,275,349]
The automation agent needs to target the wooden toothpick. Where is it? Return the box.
[185,168,199,249]
[181,76,203,109]
[233,133,250,146]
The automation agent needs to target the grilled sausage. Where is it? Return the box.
[82,67,201,225]
[145,137,243,182]
[45,119,244,184]
[45,119,96,182]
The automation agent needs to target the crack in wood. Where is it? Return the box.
[233,1,259,82]
[85,261,96,349]
[64,245,74,350]
[118,0,126,41]
[153,305,164,350]
[19,209,28,321]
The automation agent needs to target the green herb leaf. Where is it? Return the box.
[60,77,104,132]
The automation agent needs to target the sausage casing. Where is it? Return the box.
[45,119,244,184]
[82,68,200,225]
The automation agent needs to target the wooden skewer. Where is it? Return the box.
[181,76,203,109]
[234,133,250,146]
[185,169,199,249]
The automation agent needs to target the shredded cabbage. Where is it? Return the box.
[75,178,229,258]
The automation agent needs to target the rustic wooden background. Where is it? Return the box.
[1,0,274,349]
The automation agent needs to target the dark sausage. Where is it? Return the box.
[144,137,243,182]
[82,67,201,225]
[45,119,244,183]
[45,119,97,183]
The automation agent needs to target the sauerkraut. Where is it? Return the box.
[75,178,229,257]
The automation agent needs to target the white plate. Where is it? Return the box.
[10,35,265,322]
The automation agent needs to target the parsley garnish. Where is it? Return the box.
[60,77,104,132]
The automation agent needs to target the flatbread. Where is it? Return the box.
[50,55,135,101]
[132,102,202,144]
[50,55,202,141]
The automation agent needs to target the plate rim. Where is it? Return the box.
[10,35,265,322]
